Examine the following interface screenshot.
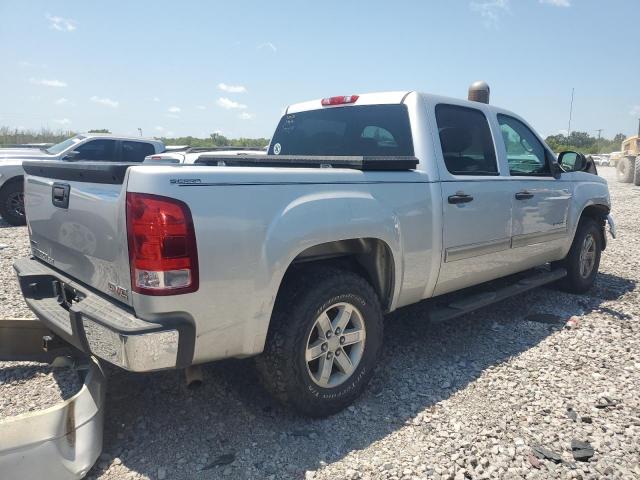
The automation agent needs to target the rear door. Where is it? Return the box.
[121,141,156,163]
[497,114,572,260]
[432,103,513,296]
[23,162,133,306]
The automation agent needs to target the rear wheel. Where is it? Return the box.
[256,266,383,417]
[0,181,26,226]
[617,157,634,183]
[634,156,640,186]
[555,218,602,294]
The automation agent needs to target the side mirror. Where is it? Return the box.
[558,151,587,172]
[64,150,80,161]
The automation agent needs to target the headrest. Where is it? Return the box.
[439,127,473,153]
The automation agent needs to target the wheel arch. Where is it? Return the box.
[0,174,24,191]
[278,237,396,312]
[578,203,610,250]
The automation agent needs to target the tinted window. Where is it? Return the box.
[269,105,414,156]
[435,104,498,175]
[498,114,550,176]
[122,141,156,162]
[73,139,116,161]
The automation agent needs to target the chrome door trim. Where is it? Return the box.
[444,238,511,263]
[511,228,567,249]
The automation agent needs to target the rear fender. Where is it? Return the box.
[255,190,403,348]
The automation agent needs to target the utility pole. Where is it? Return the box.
[138,128,142,137]
[567,88,575,138]
[595,129,603,153]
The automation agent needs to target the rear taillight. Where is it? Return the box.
[126,192,199,295]
[321,95,359,106]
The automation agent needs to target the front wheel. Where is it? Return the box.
[0,181,26,226]
[257,266,383,417]
[556,218,602,294]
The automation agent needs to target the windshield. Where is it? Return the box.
[269,105,414,156]
[45,135,85,155]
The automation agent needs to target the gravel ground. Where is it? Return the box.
[0,218,34,319]
[0,166,638,479]
[0,360,82,419]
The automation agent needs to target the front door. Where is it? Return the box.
[433,104,513,296]
[497,114,572,262]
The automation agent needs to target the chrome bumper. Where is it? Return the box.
[13,257,192,372]
[607,214,616,239]
[82,320,179,371]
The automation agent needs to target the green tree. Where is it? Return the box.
[88,129,111,133]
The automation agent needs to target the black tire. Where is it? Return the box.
[0,180,26,226]
[256,266,383,417]
[634,156,640,186]
[555,218,602,294]
[617,157,634,183]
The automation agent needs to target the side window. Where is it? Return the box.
[497,114,550,176]
[122,141,156,163]
[435,104,498,175]
[74,139,117,161]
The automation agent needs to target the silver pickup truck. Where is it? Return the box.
[14,90,615,417]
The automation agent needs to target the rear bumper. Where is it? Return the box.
[13,257,194,372]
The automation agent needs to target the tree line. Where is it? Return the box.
[157,132,269,148]
[544,131,627,155]
[0,126,75,146]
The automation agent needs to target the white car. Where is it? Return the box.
[143,146,266,165]
[0,134,164,225]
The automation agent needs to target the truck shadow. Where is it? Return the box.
[88,271,635,480]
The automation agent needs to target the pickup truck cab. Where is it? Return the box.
[0,134,164,225]
[15,91,614,416]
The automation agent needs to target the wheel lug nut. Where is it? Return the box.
[326,352,333,359]
[340,336,345,344]
[326,331,332,338]
[335,328,341,335]
[335,349,341,357]
[321,343,328,352]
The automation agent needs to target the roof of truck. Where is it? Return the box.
[78,133,163,143]
[285,90,516,117]
[286,91,410,114]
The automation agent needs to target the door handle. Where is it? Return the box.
[52,183,71,209]
[515,191,534,200]
[448,193,474,204]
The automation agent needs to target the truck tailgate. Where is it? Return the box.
[22,162,134,306]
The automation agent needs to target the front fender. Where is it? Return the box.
[564,171,611,252]
[0,163,25,189]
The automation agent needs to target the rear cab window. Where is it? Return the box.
[434,104,499,176]
[269,105,414,156]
